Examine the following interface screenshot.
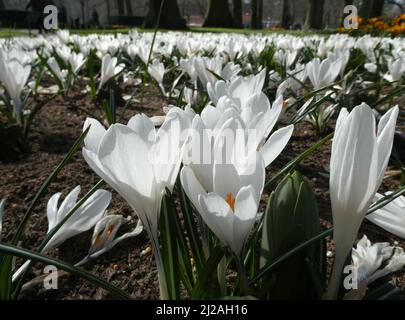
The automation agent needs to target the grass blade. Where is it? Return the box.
[0,242,131,300]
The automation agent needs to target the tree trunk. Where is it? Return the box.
[289,0,296,24]
[203,0,235,28]
[125,0,133,16]
[117,0,125,15]
[0,0,4,9]
[361,0,385,19]
[304,0,324,29]
[281,0,291,28]
[251,0,258,29]
[80,0,86,26]
[106,0,111,25]
[144,0,186,29]
[233,0,243,28]
[257,0,263,29]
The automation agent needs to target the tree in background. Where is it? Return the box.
[360,0,385,19]
[117,0,125,15]
[233,0,243,28]
[203,0,235,28]
[251,0,263,29]
[125,0,133,15]
[281,0,292,28]
[0,0,4,9]
[251,0,258,28]
[304,0,324,29]
[144,0,186,29]
[258,0,263,29]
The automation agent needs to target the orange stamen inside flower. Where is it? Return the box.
[226,192,236,212]
[107,224,114,235]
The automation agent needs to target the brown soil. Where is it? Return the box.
[0,80,404,300]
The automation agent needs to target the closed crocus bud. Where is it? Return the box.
[384,58,405,83]
[0,51,31,124]
[68,52,86,74]
[47,57,67,89]
[148,59,166,90]
[326,103,399,299]
[98,54,124,92]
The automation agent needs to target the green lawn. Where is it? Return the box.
[0,27,333,38]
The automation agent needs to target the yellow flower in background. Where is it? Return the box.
[338,13,405,35]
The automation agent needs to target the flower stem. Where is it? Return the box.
[148,228,169,300]
[236,256,250,296]
[217,256,227,296]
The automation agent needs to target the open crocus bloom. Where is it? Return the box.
[43,185,111,251]
[194,56,241,89]
[326,102,399,299]
[181,125,265,257]
[207,69,266,107]
[306,57,341,90]
[367,193,405,239]
[82,108,194,299]
[12,185,111,282]
[98,54,124,91]
[344,235,405,300]
[184,94,293,193]
[83,107,193,238]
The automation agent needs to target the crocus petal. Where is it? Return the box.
[83,118,106,153]
[261,124,294,167]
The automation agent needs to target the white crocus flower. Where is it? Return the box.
[194,56,240,89]
[191,94,293,172]
[367,193,405,239]
[344,235,405,300]
[56,29,70,44]
[76,214,143,266]
[328,48,350,78]
[179,57,198,83]
[207,69,266,107]
[148,59,166,94]
[82,108,194,299]
[13,186,111,282]
[384,58,405,82]
[364,62,377,73]
[47,57,67,90]
[306,57,342,90]
[274,50,297,69]
[181,147,265,257]
[326,103,399,299]
[68,52,86,74]
[98,54,124,92]
[0,52,31,124]
[55,45,71,65]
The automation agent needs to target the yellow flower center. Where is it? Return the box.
[226,192,236,212]
[95,224,115,245]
